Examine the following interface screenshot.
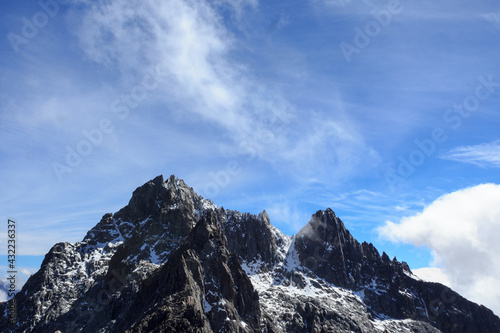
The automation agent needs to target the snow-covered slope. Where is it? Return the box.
[239,233,439,332]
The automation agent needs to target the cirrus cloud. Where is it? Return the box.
[72,0,375,183]
[440,140,500,168]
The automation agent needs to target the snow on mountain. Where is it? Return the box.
[0,175,498,332]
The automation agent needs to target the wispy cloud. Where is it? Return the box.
[72,0,373,183]
[440,140,500,168]
[482,11,500,27]
[0,0,377,260]
[314,189,427,227]
[266,201,311,234]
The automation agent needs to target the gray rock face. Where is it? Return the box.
[97,211,261,333]
[1,175,499,333]
[221,210,285,269]
[294,209,500,332]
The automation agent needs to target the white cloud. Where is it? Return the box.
[75,1,243,134]
[378,184,500,315]
[413,267,452,287]
[73,0,375,184]
[441,140,500,168]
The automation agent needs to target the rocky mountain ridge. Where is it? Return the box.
[1,175,499,332]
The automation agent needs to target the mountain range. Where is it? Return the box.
[1,175,499,332]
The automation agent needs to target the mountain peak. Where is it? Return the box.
[296,208,349,247]
[2,175,499,333]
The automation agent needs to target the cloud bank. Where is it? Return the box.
[379,184,500,315]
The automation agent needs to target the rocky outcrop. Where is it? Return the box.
[221,210,287,269]
[294,209,500,332]
[93,211,262,333]
[1,175,499,333]
[116,210,262,332]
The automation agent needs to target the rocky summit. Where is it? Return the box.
[1,175,499,332]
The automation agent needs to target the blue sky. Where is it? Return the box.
[1,0,500,313]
